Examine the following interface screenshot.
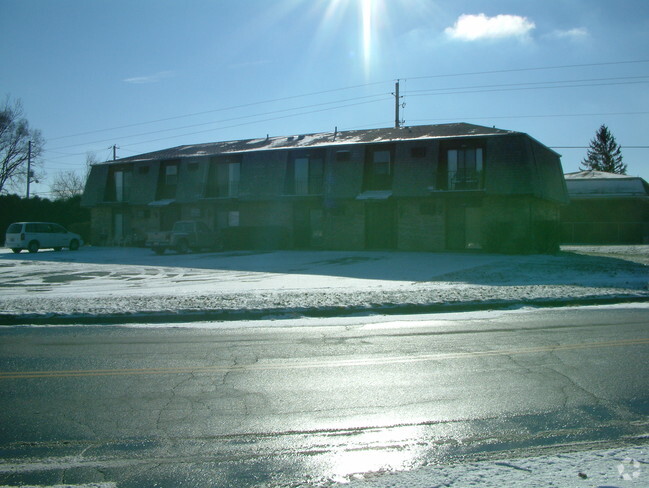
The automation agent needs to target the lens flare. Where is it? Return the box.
[362,0,373,76]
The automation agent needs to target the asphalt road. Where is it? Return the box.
[0,306,647,487]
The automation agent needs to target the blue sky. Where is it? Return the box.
[1,0,648,197]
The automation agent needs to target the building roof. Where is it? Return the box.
[564,170,649,198]
[107,123,519,164]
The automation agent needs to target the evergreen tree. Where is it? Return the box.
[580,124,626,174]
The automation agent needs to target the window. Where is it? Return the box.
[228,211,240,227]
[285,151,324,195]
[105,166,132,202]
[115,171,124,201]
[207,156,240,198]
[165,164,178,186]
[157,161,179,199]
[227,161,240,197]
[447,148,483,190]
[363,145,394,191]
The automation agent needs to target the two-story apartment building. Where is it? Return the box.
[81,123,568,253]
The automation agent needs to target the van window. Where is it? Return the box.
[26,223,38,232]
[7,223,23,233]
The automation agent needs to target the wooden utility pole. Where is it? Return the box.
[113,144,117,161]
[394,80,401,128]
[25,140,32,198]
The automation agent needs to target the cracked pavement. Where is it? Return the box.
[0,305,647,486]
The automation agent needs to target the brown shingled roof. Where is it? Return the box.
[109,123,518,164]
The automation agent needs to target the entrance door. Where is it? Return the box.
[365,202,396,249]
[446,205,483,250]
[293,205,311,248]
[160,205,181,231]
[446,205,466,250]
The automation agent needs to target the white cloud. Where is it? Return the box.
[546,27,589,40]
[123,70,174,84]
[445,13,535,41]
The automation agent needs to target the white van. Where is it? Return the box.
[4,222,83,253]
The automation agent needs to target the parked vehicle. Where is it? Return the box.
[4,222,83,253]
[145,220,222,255]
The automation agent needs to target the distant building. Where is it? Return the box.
[561,170,649,244]
[82,123,568,253]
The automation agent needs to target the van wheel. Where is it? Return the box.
[11,248,22,254]
[28,241,40,253]
[69,239,80,251]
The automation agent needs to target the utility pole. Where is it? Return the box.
[25,140,32,199]
[394,80,400,128]
[393,80,404,128]
[113,144,117,161]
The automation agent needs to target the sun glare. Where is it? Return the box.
[362,0,373,76]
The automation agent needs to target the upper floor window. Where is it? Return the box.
[105,166,132,202]
[363,145,394,191]
[436,144,484,191]
[206,156,240,198]
[447,147,483,190]
[157,161,179,199]
[285,151,324,195]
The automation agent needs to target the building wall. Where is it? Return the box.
[83,132,566,253]
[561,198,649,244]
[397,199,445,251]
[323,200,365,250]
[481,196,560,253]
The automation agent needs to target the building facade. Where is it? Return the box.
[561,170,649,244]
[82,123,568,253]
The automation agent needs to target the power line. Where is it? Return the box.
[119,97,392,149]
[409,111,649,123]
[552,146,649,149]
[408,80,649,98]
[44,78,649,156]
[45,59,649,142]
[405,59,649,82]
[46,93,390,152]
[407,75,649,95]
[47,81,390,142]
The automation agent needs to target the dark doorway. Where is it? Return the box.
[365,202,396,249]
[293,205,311,248]
[160,205,181,231]
[446,205,466,250]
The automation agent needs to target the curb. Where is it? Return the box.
[2,295,648,326]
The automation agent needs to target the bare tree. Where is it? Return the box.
[50,170,86,200]
[0,96,44,194]
[85,151,99,179]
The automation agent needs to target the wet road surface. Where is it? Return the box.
[0,306,648,486]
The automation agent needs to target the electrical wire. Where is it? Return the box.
[46,93,390,152]
[45,59,649,142]
[405,59,649,81]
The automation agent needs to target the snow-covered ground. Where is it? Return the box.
[339,443,647,488]
[0,246,647,487]
[0,443,646,487]
[0,245,647,321]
